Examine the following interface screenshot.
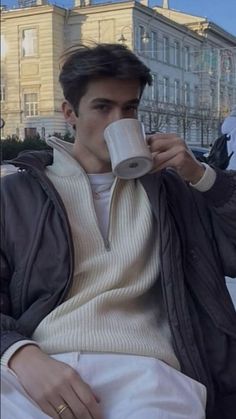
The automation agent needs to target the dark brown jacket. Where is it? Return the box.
[1,150,236,418]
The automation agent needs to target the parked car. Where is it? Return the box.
[0,164,17,177]
[189,146,209,162]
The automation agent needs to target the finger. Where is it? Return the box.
[36,398,63,419]
[150,158,178,173]
[151,145,187,168]
[58,386,93,419]
[57,402,75,419]
[151,149,190,174]
[148,137,184,153]
[46,395,75,419]
[147,132,177,141]
[72,381,103,419]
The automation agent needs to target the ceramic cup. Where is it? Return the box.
[104,118,153,179]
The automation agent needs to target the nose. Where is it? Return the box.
[109,108,126,124]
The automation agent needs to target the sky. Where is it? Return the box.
[2,0,236,36]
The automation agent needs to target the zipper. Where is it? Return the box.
[16,158,116,252]
[103,177,119,251]
[80,170,119,252]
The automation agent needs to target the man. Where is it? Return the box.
[222,105,236,170]
[1,43,236,419]
[206,105,236,171]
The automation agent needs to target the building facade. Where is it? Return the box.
[1,1,67,139]
[1,0,236,145]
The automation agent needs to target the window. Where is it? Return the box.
[1,35,6,60]
[209,87,215,109]
[184,83,190,106]
[194,85,199,108]
[25,127,37,138]
[150,31,157,59]
[24,93,39,116]
[176,117,181,135]
[163,36,169,63]
[220,86,224,103]
[137,26,145,53]
[174,80,180,105]
[209,49,214,74]
[173,41,180,66]
[224,57,232,83]
[0,83,5,102]
[183,46,190,71]
[22,28,38,57]
[228,89,233,109]
[163,77,169,103]
[150,74,158,100]
[41,126,46,139]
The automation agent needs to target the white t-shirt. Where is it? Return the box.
[87,172,115,239]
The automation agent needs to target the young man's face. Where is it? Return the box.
[63,77,141,173]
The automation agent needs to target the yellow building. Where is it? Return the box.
[1,1,66,138]
[1,0,236,144]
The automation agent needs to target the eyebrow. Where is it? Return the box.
[90,98,140,106]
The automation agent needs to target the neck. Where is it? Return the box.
[72,141,112,174]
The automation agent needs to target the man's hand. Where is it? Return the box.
[148,133,205,184]
[9,345,102,419]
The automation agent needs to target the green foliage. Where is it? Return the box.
[51,132,74,143]
[1,132,74,161]
[1,136,50,161]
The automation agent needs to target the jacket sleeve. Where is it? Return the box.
[196,168,236,278]
[0,248,33,356]
[0,249,11,316]
[0,175,35,357]
[0,170,73,358]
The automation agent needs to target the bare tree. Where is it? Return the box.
[173,104,195,141]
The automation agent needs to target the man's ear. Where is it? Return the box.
[62,100,78,126]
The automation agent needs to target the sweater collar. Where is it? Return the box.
[46,137,84,177]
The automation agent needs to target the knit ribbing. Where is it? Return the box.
[32,140,180,370]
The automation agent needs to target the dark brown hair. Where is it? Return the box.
[59,43,152,114]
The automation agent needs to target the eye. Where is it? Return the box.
[94,104,110,112]
[124,104,138,112]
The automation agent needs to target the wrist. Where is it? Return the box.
[9,344,41,373]
[189,164,205,185]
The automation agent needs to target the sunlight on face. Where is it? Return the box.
[71,78,142,173]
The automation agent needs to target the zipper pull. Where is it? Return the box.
[104,239,111,251]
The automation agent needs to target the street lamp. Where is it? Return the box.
[118,22,151,48]
[142,30,150,44]
[117,25,133,46]
[0,118,5,129]
[118,33,127,44]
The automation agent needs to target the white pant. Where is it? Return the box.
[1,352,206,419]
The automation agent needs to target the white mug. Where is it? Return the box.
[104,118,153,179]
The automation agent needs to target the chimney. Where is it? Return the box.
[163,0,169,9]
[74,0,91,6]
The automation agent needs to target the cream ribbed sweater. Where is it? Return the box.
[32,138,180,370]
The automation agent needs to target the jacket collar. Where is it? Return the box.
[8,149,53,171]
